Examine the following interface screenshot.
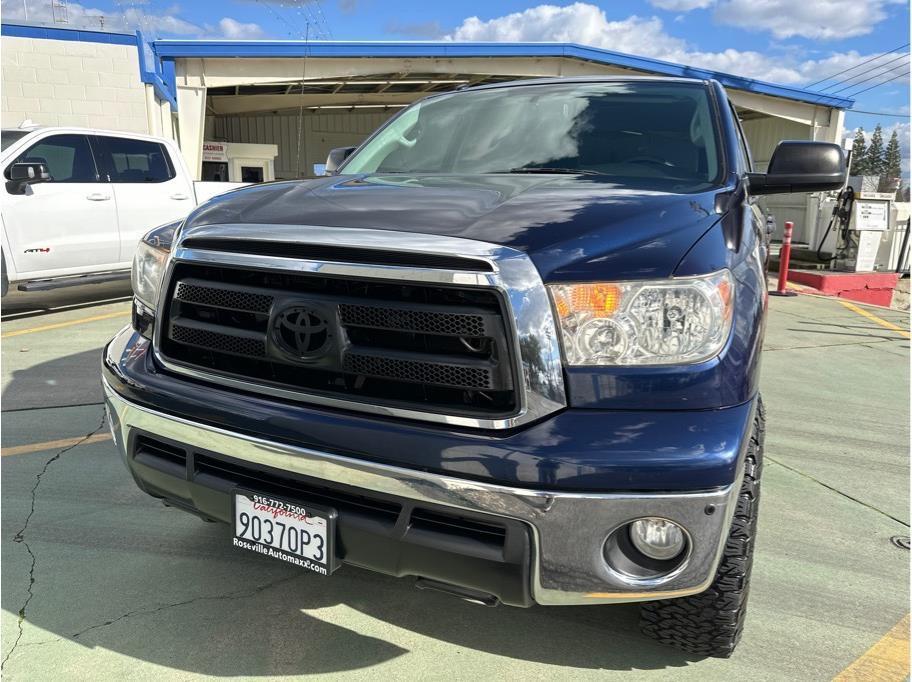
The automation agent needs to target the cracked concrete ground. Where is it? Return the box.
[0,285,908,680]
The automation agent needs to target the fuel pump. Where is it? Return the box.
[835,190,893,271]
[815,138,901,272]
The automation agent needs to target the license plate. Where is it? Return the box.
[232,490,338,575]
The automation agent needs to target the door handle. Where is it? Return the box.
[86,192,111,201]
[169,193,190,200]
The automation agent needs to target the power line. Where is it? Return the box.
[806,42,909,88]
[826,56,911,95]
[310,0,333,39]
[846,70,911,98]
[821,52,911,92]
[255,0,303,38]
[289,0,331,40]
[846,109,910,118]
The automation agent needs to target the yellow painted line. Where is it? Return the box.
[839,300,911,339]
[1,432,112,457]
[1,310,129,339]
[834,613,910,682]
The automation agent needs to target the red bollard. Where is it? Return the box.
[770,220,798,297]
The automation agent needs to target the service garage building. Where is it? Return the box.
[1,21,854,245]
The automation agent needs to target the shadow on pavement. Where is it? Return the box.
[2,348,106,411]
[1,351,702,676]
[3,516,702,675]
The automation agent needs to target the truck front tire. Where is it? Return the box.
[639,396,764,658]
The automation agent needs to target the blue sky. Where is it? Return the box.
[4,0,910,159]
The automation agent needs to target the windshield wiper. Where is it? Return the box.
[505,167,600,175]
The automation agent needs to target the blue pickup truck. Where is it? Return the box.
[102,77,846,657]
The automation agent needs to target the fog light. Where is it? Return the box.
[629,518,685,561]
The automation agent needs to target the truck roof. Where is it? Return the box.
[1,125,177,145]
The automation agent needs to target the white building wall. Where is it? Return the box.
[1,35,149,133]
[206,110,395,179]
[742,115,816,243]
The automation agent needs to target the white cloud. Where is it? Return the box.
[649,0,901,40]
[649,0,714,10]
[2,1,265,39]
[446,3,904,86]
[713,0,896,41]
[451,5,686,55]
[211,17,265,40]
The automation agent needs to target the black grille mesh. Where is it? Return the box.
[160,263,517,416]
[175,282,273,313]
[171,324,266,357]
[339,304,485,337]
[344,353,492,389]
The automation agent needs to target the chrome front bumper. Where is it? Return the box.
[103,379,738,605]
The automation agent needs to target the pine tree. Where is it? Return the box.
[882,129,902,190]
[849,128,868,176]
[865,124,886,177]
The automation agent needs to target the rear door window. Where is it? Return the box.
[95,136,176,183]
[9,134,98,182]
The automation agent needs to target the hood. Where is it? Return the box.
[184,174,724,281]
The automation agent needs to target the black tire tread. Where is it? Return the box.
[639,396,765,658]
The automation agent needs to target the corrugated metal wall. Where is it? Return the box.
[742,115,814,243]
[206,111,395,179]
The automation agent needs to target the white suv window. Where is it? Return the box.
[99,136,175,183]
[10,134,98,183]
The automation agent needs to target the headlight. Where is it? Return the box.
[131,221,179,309]
[549,270,733,366]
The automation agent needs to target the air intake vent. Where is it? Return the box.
[171,322,266,358]
[175,281,273,313]
[410,508,507,547]
[194,454,402,523]
[344,353,493,389]
[339,304,486,337]
[133,435,188,477]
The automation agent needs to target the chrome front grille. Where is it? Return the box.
[158,262,518,417]
[154,226,567,429]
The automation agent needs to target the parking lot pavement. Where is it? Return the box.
[1,288,909,680]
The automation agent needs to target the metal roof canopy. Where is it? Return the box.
[155,40,854,110]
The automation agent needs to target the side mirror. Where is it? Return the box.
[324,146,356,175]
[747,141,846,195]
[6,162,50,195]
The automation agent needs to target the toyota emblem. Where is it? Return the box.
[273,306,330,358]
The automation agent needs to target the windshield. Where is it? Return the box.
[342,81,722,191]
[1,131,29,152]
